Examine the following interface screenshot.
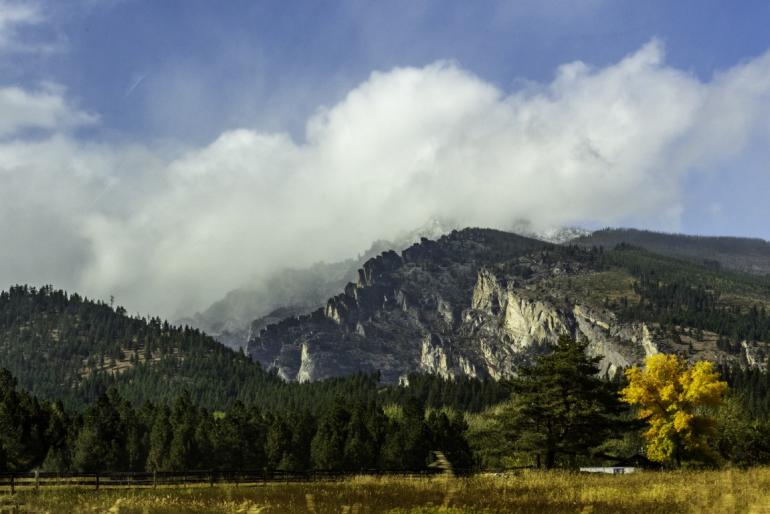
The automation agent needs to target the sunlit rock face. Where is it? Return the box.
[247,228,767,383]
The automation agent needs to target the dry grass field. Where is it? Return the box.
[2,468,770,513]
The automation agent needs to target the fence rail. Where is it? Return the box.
[0,468,467,493]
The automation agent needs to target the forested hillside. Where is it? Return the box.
[574,228,770,275]
[599,245,770,342]
[0,285,283,409]
[0,284,510,414]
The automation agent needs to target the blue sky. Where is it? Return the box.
[2,0,770,315]
[18,0,770,142]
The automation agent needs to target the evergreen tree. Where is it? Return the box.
[426,411,473,469]
[283,411,314,471]
[40,400,70,472]
[310,400,350,470]
[265,415,292,471]
[210,402,266,470]
[0,369,30,470]
[119,397,147,471]
[0,368,51,470]
[71,389,127,472]
[343,405,377,470]
[380,397,430,470]
[506,336,624,469]
[714,396,770,467]
[167,392,201,470]
[146,405,172,471]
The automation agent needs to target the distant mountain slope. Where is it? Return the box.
[0,286,512,416]
[180,219,458,349]
[508,220,591,244]
[0,285,280,409]
[574,228,770,275]
[6,228,769,410]
[183,221,588,350]
[248,228,549,382]
[179,259,368,350]
[248,228,770,382]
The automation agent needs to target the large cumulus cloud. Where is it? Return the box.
[2,40,770,317]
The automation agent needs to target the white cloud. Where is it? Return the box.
[0,1,39,49]
[2,40,770,318]
[0,84,97,137]
[0,0,64,54]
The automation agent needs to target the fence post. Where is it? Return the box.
[153,471,157,489]
[95,473,100,491]
[209,470,214,488]
[10,475,14,495]
[35,469,39,492]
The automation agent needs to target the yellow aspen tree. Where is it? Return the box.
[621,353,727,466]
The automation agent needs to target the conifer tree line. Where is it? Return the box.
[720,363,770,419]
[3,337,770,474]
[0,367,475,474]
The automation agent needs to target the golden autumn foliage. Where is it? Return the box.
[621,353,728,465]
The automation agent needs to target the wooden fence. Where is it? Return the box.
[0,468,452,493]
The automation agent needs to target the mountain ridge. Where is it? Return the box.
[574,228,770,275]
[3,226,769,407]
[180,221,591,350]
[178,219,460,350]
[247,228,770,382]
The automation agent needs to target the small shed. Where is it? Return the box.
[579,467,637,475]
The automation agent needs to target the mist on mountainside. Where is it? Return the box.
[182,219,590,349]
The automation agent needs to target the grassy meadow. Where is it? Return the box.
[2,468,770,514]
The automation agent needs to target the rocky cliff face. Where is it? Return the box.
[439,268,663,380]
[247,228,768,382]
[180,220,460,350]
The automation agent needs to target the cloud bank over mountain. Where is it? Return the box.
[2,40,770,317]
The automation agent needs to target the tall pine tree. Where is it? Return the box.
[506,336,624,469]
